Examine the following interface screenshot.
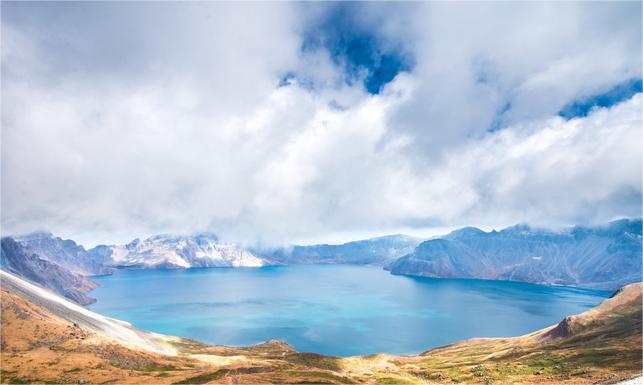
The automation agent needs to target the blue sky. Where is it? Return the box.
[559,78,643,119]
[1,2,641,246]
[299,3,414,94]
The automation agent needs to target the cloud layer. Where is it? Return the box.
[1,2,641,246]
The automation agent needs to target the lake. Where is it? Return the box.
[90,265,610,357]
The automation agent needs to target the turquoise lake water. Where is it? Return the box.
[89,265,611,356]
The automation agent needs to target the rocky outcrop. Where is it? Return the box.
[389,219,642,290]
[542,316,576,339]
[16,232,114,275]
[1,237,98,305]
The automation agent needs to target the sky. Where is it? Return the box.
[1,2,641,247]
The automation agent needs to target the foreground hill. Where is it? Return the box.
[389,219,642,290]
[1,270,640,384]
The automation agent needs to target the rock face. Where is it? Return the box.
[1,237,97,305]
[95,233,265,269]
[260,235,423,266]
[388,219,642,290]
[15,232,114,275]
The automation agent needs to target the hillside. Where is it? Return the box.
[389,219,642,290]
[1,270,640,384]
[0,238,97,305]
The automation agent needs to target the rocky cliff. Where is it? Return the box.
[388,219,642,290]
[16,232,114,275]
[1,237,98,305]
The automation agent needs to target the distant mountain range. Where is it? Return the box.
[1,218,640,304]
[0,231,423,305]
[254,234,423,266]
[389,219,642,290]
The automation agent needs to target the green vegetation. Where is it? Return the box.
[0,371,17,376]
[172,369,229,384]
[6,378,58,384]
[139,364,178,372]
[286,353,342,371]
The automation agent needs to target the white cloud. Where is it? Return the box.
[1,2,641,246]
[390,2,641,153]
[401,94,642,229]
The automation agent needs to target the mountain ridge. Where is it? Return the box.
[2,218,640,305]
[388,218,642,290]
[96,233,265,269]
[254,234,424,266]
[0,238,98,305]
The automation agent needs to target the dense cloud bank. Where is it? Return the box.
[1,2,641,245]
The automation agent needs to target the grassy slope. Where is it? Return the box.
[1,283,641,384]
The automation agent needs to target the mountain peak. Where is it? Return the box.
[446,226,486,238]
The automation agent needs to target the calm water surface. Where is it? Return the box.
[90,265,610,356]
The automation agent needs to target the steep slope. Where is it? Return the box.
[15,232,114,275]
[541,282,643,340]
[0,271,211,384]
[389,219,642,290]
[91,233,265,269]
[259,234,423,266]
[1,270,640,384]
[1,270,176,355]
[1,238,97,305]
